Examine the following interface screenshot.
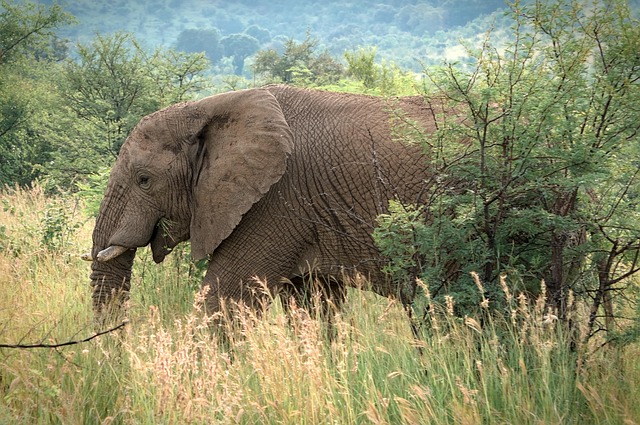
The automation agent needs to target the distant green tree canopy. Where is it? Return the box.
[175,28,223,64]
[221,33,260,75]
[253,34,344,85]
[243,25,271,44]
[52,0,512,72]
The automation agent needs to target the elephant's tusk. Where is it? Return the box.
[80,252,93,261]
[96,245,129,262]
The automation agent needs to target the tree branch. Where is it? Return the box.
[0,321,128,349]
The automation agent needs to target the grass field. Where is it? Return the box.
[0,185,638,424]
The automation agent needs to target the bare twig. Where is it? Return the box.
[0,321,128,349]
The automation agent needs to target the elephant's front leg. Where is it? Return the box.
[280,275,346,320]
[201,233,305,322]
[202,266,274,320]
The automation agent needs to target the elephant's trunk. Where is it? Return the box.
[89,184,138,322]
[90,248,136,316]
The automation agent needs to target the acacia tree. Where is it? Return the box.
[221,33,260,75]
[344,47,417,95]
[62,33,151,161]
[141,48,210,106]
[51,33,210,188]
[375,0,640,339]
[0,0,71,65]
[253,34,343,85]
[0,0,73,186]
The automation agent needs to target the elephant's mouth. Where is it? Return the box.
[149,223,173,264]
[88,218,178,264]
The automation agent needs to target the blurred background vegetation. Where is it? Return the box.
[1,0,516,189]
[53,0,509,72]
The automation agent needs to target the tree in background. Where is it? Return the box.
[243,24,272,44]
[375,0,640,341]
[0,0,74,187]
[53,32,210,189]
[344,47,378,89]
[253,34,343,85]
[0,3,213,191]
[344,47,416,95]
[62,33,152,161]
[175,28,223,65]
[221,33,260,75]
[394,4,445,34]
[141,48,210,107]
[0,0,72,64]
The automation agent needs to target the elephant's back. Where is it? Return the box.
[268,84,443,145]
[270,84,438,211]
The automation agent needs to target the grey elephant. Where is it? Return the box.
[88,85,440,321]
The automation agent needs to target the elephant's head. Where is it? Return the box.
[89,88,294,316]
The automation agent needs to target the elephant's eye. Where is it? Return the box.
[137,174,151,189]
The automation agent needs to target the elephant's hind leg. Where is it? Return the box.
[280,274,346,340]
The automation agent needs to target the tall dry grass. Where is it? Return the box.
[0,185,639,424]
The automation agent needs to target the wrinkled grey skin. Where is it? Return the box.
[89,85,441,320]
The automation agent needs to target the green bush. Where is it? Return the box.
[76,167,110,218]
[40,196,82,252]
[375,0,640,337]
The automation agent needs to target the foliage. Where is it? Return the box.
[0,0,74,187]
[220,34,260,75]
[375,201,485,311]
[75,166,110,218]
[394,3,446,34]
[40,194,83,252]
[374,202,430,299]
[1,186,639,423]
[0,0,73,65]
[0,185,82,256]
[141,48,211,106]
[344,47,378,89]
[244,24,272,43]
[1,5,210,190]
[175,28,223,64]
[344,47,419,96]
[253,33,344,86]
[62,33,153,160]
[49,33,210,188]
[0,74,48,186]
[375,0,640,337]
[221,33,260,75]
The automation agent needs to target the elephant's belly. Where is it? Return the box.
[293,243,390,294]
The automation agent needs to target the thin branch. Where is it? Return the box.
[0,321,128,349]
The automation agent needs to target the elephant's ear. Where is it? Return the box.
[182,88,294,261]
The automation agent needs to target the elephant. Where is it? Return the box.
[87,85,442,323]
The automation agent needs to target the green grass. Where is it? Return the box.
[1,185,639,424]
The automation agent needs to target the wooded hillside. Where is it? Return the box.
[50,0,508,71]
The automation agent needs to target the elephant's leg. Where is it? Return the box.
[281,275,346,317]
[202,271,276,351]
[201,228,307,326]
[280,274,346,340]
[203,272,274,328]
